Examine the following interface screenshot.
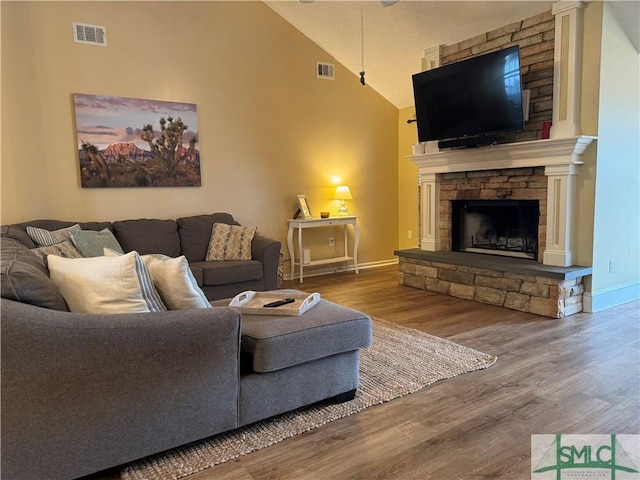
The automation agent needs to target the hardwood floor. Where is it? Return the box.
[98,265,640,480]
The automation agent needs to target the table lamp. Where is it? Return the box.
[334,185,353,215]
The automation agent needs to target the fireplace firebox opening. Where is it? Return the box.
[451,200,539,260]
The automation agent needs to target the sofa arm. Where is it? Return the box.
[251,234,282,290]
[1,299,241,480]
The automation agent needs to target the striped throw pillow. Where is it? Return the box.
[26,224,81,247]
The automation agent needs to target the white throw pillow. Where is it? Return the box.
[144,255,211,310]
[47,252,167,314]
[104,249,211,310]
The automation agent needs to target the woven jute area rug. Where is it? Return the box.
[121,318,497,480]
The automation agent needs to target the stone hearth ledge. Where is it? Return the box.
[394,249,592,318]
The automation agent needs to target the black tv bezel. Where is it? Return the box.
[412,45,525,145]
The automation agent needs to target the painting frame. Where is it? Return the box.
[295,194,313,219]
[73,93,200,188]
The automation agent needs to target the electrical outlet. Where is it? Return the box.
[608,259,615,273]
[408,230,413,239]
[329,237,335,247]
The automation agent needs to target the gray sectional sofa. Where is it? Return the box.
[0,213,373,480]
[2,212,281,301]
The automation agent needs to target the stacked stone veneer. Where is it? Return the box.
[398,257,585,318]
[440,10,554,142]
[439,166,547,260]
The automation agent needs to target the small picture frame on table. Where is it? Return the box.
[294,194,313,219]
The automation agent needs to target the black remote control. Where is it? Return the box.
[264,298,295,308]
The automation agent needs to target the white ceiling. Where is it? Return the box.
[265,0,639,109]
[264,1,555,108]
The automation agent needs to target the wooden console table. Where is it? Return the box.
[287,216,359,283]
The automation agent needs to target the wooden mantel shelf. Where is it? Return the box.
[407,136,597,175]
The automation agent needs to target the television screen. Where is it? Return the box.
[412,46,524,144]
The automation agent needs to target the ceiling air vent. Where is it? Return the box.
[316,62,335,80]
[73,22,107,46]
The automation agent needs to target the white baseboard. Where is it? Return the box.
[284,258,398,281]
[583,280,640,312]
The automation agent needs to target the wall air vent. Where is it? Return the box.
[73,22,107,46]
[316,62,335,80]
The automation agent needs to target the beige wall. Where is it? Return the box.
[397,106,418,250]
[1,1,399,268]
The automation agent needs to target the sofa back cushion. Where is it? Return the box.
[1,225,37,248]
[0,238,68,311]
[177,213,240,262]
[112,219,181,256]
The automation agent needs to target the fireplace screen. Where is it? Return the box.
[451,200,539,260]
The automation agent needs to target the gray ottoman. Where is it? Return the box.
[214,291,372,425]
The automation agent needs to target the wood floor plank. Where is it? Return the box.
[85,265,639,480]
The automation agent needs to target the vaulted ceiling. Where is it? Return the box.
[264,1,639,109]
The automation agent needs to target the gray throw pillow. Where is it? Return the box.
[0,238,68,311]
[31,240,83,265]
[71,228,124,257]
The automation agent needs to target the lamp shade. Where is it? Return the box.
[334,185,353,200]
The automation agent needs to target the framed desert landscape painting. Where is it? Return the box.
[73,94,200,188]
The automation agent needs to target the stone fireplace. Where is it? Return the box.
[395,137,595,318]
[395,2,600,318]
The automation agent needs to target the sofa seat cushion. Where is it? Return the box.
[0,238,68,311]
[189,265,204,286]
[189,260,263,286]
[112,219,180,256]
[214,292,372,373]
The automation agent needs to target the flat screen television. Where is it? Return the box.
[412,46,524,148]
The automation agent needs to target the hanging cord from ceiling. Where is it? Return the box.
[299,0,398,86]
[359,0,366,86]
